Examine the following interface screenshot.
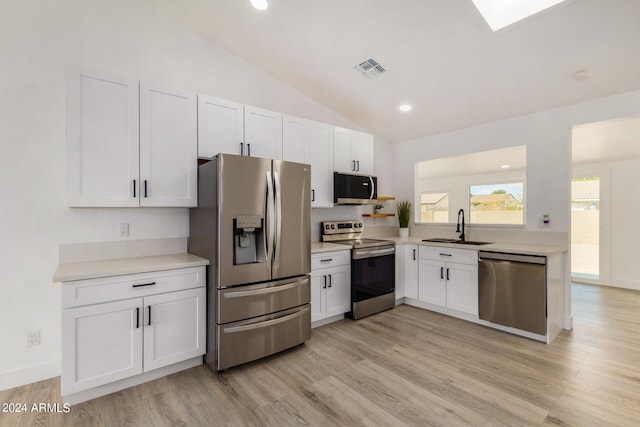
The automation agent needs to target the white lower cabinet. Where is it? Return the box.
[395,244,419,300]
[418,246,478,316]
[311,251,351,325]
[61,266,206,402]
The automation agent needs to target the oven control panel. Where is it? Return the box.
[321,220,363,235]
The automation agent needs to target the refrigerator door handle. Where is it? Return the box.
[273,171,283,262]
[265,171,275,264]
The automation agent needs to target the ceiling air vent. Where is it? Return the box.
[354,58,386,79]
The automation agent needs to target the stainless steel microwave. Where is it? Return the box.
[334,172,377,205]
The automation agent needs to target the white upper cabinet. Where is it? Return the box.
[66,66,197,207]
[333,126,374,174]
[198,99,283,160]
[140,83,197,207]
[66,66,140,207]
[283,115,334,208]
[197,95,244,158]
[244,105,282,160]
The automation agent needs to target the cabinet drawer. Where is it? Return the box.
[312,250,350,269]
[419,246,478,266]
[62,266,205,308]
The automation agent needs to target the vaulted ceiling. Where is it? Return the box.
[149,0,640,143]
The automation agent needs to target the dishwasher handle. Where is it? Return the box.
[479,251,546,265]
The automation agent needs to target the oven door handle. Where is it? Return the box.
[352,247,395,259]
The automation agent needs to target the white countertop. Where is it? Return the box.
[53,253,210,282]
[386,236,567,256]
[311,242,351,254]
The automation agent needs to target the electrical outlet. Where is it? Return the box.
[118,223,129,238]
[26,330,40,347]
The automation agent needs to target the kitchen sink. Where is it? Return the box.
[422,238,492,246]
[454,240,492,245]
[421,238,459,243]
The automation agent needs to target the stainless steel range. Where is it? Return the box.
[321,220,395,319]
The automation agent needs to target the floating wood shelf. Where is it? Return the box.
[362,213,396,218]
[376,196,395,201]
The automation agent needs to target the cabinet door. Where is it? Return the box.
[308,121,334,208]
[62,298,143,395]
[351,131,374,174]
[66,66,139,207]
[404,245,419,300]
[325,265,351,317]
[310,269,326,323]
[244,106,282,159]
[198,95,244,158]
[446,263,479,315]
[143,287,206,372]
[139,83,197,207]
[419,259,446,307]
[395,244,406,299]
[333,127,355,173]
[282,114,308,164]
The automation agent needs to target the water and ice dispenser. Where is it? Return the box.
[233,215,264,265]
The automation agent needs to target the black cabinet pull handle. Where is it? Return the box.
[144,180,148,198]
[323,275,327,289]
[312,189,315,202]
[133,180,136,198]
[136,307,140,329]
[320,258,333,263]
[328,274,332,288]
[352,160,356,171]
[240,142,244,155]
[439,253,452,257]
[413,249,416,260]
[440,267,444,280]
[148,306,151,326]
[132,281,156,288]
[247,143,251,157]
[356,160,360,172]
[446,268,450,281]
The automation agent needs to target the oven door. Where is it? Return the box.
[351,246,395,302]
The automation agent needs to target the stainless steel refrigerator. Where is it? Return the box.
[189,154,311,371]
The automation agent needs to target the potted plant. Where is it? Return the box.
[396,200,411,238]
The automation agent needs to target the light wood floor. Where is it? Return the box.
[2,283,640,426]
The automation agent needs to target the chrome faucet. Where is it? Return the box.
[456,208,465,242]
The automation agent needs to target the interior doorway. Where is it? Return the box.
[570,177,600,281]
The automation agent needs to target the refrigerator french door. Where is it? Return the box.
[189,154,311,371]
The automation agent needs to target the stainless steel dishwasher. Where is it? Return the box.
[478,251,547,335]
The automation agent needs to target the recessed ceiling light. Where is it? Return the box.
[501,164,511,169]
[251,0,268,10]
[399,104,412,112]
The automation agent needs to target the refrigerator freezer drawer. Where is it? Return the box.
[217,275,310,324]
[217,305,311,370]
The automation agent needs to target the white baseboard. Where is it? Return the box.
[0,359,61,391]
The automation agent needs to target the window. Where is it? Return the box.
[469,182,524,224]
[420,192,449,223]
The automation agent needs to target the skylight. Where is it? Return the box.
[472,0,568,31]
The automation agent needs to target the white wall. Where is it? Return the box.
[394,89,640,239]
[0,0,392,389]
